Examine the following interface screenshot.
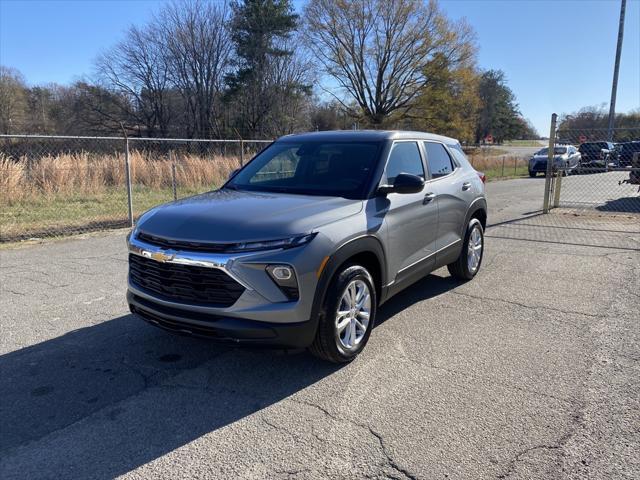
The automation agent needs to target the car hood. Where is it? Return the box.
[136,188,363,242]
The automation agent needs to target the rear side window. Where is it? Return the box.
[424,142,454,178]
[385,142,424,183]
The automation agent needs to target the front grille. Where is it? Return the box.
[129,253,245,307]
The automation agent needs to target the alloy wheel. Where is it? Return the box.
[467,225,483,273]
[335,279,371,351]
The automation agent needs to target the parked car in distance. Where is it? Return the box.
[578,141,618,169]
[127,130,488,363]
[528,145,581,177]
[617,141,640,167]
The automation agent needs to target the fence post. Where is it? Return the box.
[123,132,134,227]
[513,156,517,176]
[172,161,178,201]
[501,156,505,177]
[543,113,557,213]
[240,139,245,166]
[553,169,562,208]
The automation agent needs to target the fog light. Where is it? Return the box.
[266,265,299,301]
[271,266,292,281]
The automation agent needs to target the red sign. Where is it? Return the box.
[579,134,587,143]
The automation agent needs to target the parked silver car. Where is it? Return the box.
[127,131,488,362]
[528,145,581,177]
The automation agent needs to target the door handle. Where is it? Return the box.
[423,192,436,204]
[462,182,472,191]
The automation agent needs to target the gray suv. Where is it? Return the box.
[127,131,487,362]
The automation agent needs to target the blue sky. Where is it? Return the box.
[1,0,638,135]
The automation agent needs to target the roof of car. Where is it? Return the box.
[277,130,459,144]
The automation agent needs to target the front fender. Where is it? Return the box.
[309,235,387,326]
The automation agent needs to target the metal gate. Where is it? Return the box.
[486,115,640,252]
[542,116,640,215]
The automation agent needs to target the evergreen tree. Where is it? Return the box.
[226,0,303,137]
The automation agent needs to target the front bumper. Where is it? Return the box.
[529,158,567,173]
[128,290,317,348]
[126,230,333,347]
[529,160,548,173]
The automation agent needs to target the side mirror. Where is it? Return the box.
[228,168,240,180]
[378,173,425,195]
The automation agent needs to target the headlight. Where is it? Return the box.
[126,224,140,243]
[229,233,316,253]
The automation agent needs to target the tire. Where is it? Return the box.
[447,218,484,281]
[309,264,377,363]
[529,171,536,178]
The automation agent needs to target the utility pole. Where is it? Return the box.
[607,0,626,141]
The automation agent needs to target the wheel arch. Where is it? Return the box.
[310,235,387,326]
[463,198,487,234]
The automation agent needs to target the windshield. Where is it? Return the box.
[537,147,567,155]
[227,141,382,198]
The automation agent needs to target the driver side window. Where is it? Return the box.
[385,142,424,184]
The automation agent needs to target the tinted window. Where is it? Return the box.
[447,143,470,167]
[579,142,608,153]
[228,141,381,199]
[385,142,424,183]
[424,142,454,178]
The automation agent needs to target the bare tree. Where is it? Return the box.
[96,24,172,137]
[304,0,475,126]
[158,0,233,138]
[261,39,315,136]
[0,66,28,134]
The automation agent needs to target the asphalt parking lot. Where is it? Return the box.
[1,177,639,479]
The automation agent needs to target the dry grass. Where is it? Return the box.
[0,147,530,241]
[0,151,241,206]
[466,151,528,176]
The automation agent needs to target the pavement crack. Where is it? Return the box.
[291,398,417,480]
[451,291,602,320]
[22,275,70,289]
[2,288,26,296]
[496,410,583,478]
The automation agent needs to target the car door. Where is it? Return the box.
[423,141,471,252]
[381,141,438,280]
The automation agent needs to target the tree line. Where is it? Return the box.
[1,0,539,142]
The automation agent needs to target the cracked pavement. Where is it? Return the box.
[1,177,639,479]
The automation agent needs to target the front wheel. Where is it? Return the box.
[448,218,484,281]
[309,264,377,363]
[529,171,536,178]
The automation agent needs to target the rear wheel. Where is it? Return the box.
[448,218,484,281]
[309,264,376,363]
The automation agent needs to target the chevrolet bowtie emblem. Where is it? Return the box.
[150,251,175,263]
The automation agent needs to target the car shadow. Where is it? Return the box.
[595,195,640,214]
[0,315,339,478]
[375,273,461,327]
[1,274,460,478]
